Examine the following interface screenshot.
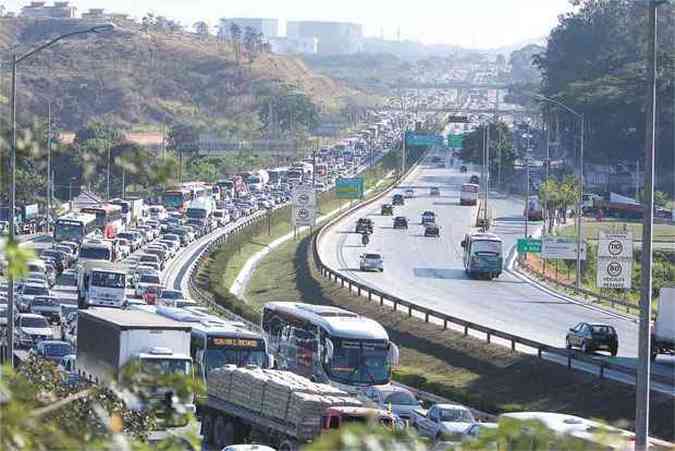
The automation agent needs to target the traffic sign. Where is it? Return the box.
[597,231,632,289]
[542,238,586,260]
[517,238,542,253]
[292,205,316,227]
[292,185,316,208]
[405,132,443,147]
[598,231,632,258]
[447,116,469,123]
[335,178,364,199]
[447,134,464,149]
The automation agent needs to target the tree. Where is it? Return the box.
[229,23,242,64]
[460,121,517,183]
[509,44,544,84]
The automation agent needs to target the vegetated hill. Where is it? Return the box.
[0,17,371,132]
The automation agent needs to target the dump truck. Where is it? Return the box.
[199,366,396,451]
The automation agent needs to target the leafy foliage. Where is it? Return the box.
[460,121,517,181]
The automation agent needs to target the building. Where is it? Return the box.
[218,17,279,39]
[286,21,363,55]
[268,36,318,55]
[20,1,76,18]
[81,8,128,21]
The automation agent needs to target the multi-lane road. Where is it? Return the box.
[318,154,674,390]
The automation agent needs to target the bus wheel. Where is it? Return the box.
[279,439,298,451]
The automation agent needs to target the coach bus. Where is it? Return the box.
[262,302,399,392]
[81,204,123,239]
[54,212,98,243]
[162,187,191,212]
[461,231,503,280]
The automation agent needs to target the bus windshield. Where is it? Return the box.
[91,271,126,288]
[186,208,207,219]
[204,347,268,375]
[325,339,390,385]
[79,247,112,261]
[55,222,83,242]
[163,193,185,208]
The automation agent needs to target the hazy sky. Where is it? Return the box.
[3,0,575,48]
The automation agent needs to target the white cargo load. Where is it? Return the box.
[652,287,675,360]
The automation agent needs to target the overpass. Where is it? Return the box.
[394,82,513,90]
[379,106,539,115]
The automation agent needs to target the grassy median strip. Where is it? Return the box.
[243,232,675,442]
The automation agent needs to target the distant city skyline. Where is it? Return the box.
[2,0,574,48]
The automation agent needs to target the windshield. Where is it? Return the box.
[32,297,56,306]
[439,408,473,423]
[79,247,111,261]
[141,358,191,375]
[44,343,73,357]
[21,317,49,328]
[471,240,502,257]
[186,208,207,219]
[163,193,185,208]
[55,222,83,242]
[60,273,77,286]
[91,272,126,289]
[325,339,390,385]
[385,392,418,406]
[161,290,183,299]
[139,274,161,285]
[204,348,268,376]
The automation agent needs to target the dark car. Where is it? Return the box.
[393,216,408,230]
[469,175,480,185]
[392,194,405,206]
[424,224,440,237]
[430,187,440,196]
[355,218,374,234]
[460,165,468,173]
[431,156,441,163]
[421,211,436,224]
[31,340,74,363]
[381,204,394,216]
[39,249,66,273]
[566,322,618,356]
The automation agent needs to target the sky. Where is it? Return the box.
[2,0,575,48]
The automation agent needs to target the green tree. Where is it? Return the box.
[460,121,517,183]
[509,44,545,85]
[538,179,561,233]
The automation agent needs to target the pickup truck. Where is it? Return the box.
[412,403,476,442]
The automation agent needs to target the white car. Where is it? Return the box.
[412,403,476,442]
[364,385,421,421]
[114,238,131,259]
[134,271,162,298]
[360,253,384,272]
[404,189,414,198]
[14,313,54,348]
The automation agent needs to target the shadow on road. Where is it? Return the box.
[413,268,467,279]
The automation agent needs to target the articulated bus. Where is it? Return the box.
[81,204,123,239]
[54,212,98,243]
[262,302,399,393]
[461,232,503,280]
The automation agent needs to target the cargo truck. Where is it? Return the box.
[77,308,194,415]
[77,261,127,309]
[651,287,675,361]
[200,366,396,451]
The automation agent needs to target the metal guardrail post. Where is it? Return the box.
[486,332,491,344]
[408,306,412,318]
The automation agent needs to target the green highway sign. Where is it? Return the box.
[517,238,542,253]
[447,134,464,149]
[336,178,364,199]
[405,132,443,146]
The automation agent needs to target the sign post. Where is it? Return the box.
[597,231,633,289]
[542,238,587,260]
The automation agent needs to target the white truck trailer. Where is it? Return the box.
[651,287,675,361]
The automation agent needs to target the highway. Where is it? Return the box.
[318,154,675,390]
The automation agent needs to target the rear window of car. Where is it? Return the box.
[385,392,418,406]
[364,254,381,259]
[591,325,615,335]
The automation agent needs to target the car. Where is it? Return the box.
[421,211,436,224]
[424,223,440,237]
[566,322,618,356]
[117,231,143,251]
[138,253,163,270]
[459,165,468,173]
[404,189,414,199]
[31,340,74,363]
[393,216,408,230]
[14,313,54,348]
[54,244,77,267]
[381,204,394,216]
[355,218,374,234]
[158,289,189,307]
[364,385,421,421]
[359,253,384,272]
[0,304,9,328]
[18,283,50,312]
[430,187,440,196]
[58,270,78,290]
[412,403,476,442]
[57,354,80,386]
[469,175,480,185]
[134,271,162,298]
[114,238,132,259]
[39,249,66,272]
[392,194,405,205]
[29,296,61,323]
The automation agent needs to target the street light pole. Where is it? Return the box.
[4,24,115,367]
[47,102,52,231]
[636,2,665,448]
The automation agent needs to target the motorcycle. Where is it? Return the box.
[362,233,370,246]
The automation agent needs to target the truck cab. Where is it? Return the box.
[78,262,127,309]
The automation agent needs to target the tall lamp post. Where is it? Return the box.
[636,1,670,448]
[535,94,585,291]
[5,24,115,367]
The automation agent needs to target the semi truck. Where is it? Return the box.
[200,366,396,451]
[77,308,194,412]
[77,261,127,309]
[651,287,675,361]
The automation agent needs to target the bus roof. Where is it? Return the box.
[264,302,389,341]
[82,203,122,214]
[468,232,502,242]
[56,212,97,223]
[155,306,263,340]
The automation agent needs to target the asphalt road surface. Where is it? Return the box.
[318,154,674,388]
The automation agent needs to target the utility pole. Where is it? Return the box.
[121,165,126,199]
[544,113,551,235]
[106,138,111,200]
[483,123,490,226]
[47,102,52,231]
[6,54,17,366]
[575,115,585,292]
[635,2,663,448]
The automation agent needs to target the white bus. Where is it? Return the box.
[262,302,399,392]
[461,232,503,280]
[459,183,479,206]
[54,212,98,243]
[78,239,115,265]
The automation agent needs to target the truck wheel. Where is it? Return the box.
[279,439,298,451]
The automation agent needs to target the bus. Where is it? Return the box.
[163,187,191,212]
[153,306,269,384]
[459,183,479,206]
[54,212,98,243]
[461,232,503,279]
[525,195,544,221]
[262,302,399,393]
[78,239,115,265]
[81,204,123,239]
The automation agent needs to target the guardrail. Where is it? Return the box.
[312,166,673,388]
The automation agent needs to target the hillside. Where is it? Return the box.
[0,17,371,132]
